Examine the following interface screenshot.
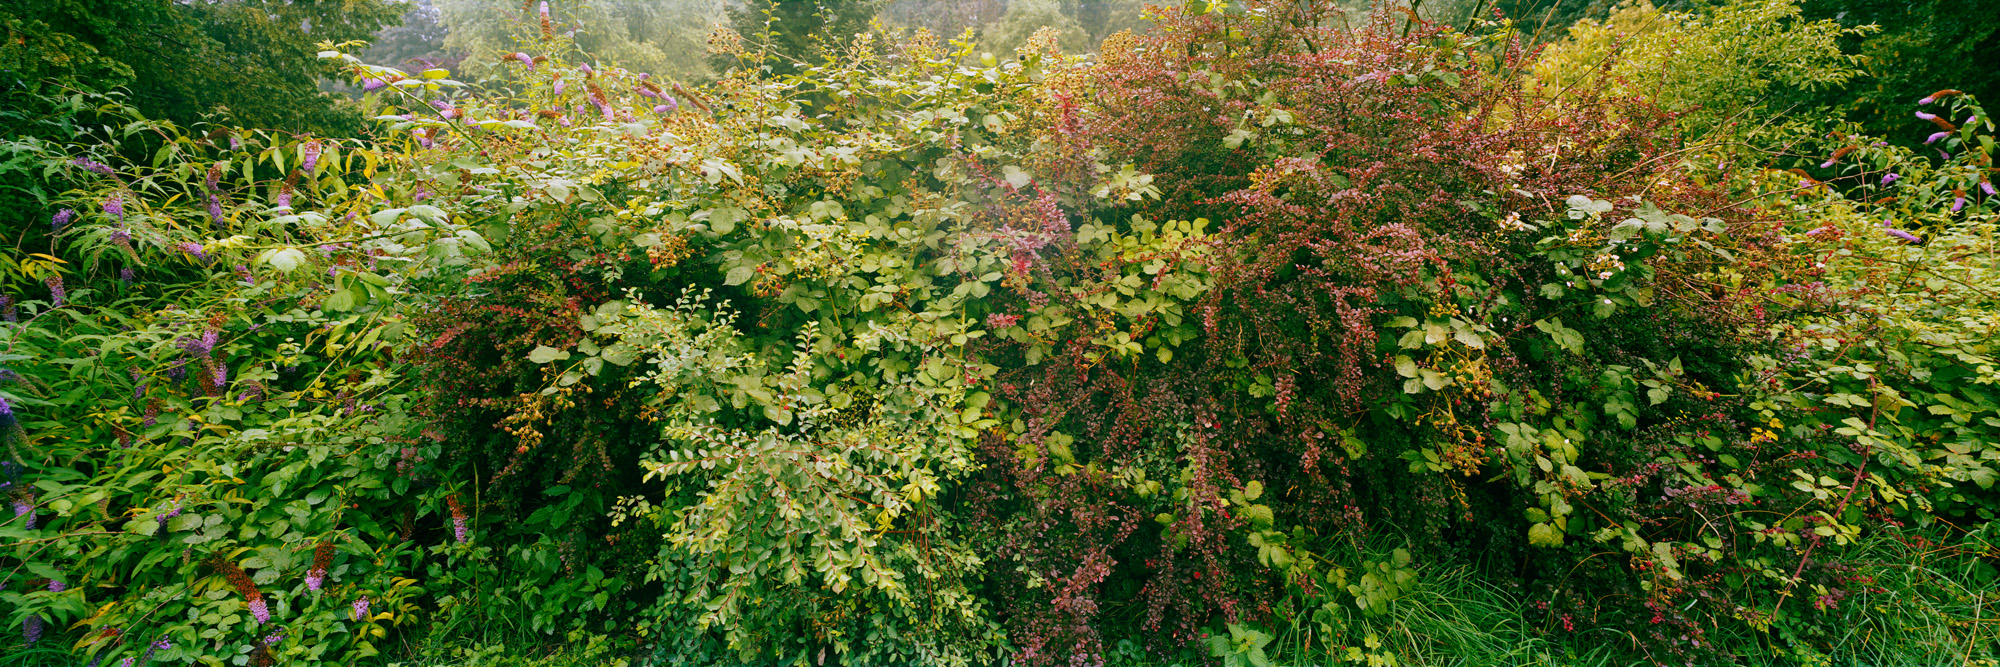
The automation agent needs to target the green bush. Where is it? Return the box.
[2,1,1996,665]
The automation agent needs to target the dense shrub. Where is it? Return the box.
[1,1,1996,666]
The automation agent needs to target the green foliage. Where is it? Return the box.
[0,0,403,135]
[438,0,727,82]
[1530,0,1868,137]
[720,0,883,72]
[1785,0,2000,140]
[4,1,1999,666]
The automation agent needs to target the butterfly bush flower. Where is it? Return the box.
[0,296,13,322]
[236,380,266,403]
[120,267,135,287]
[513,52,535,69]
[9,500,31,529]
[71,158,113,175]
[1882,220,1922,244]
[51,209,73,231]
[1919,89,1962,105]
[1880,173,1899,186]
[47,574,64,592]
[156,500,181,533]
[553,78,565,96]
[300,140,322,174]
[276,171,299,210]
[178,242,208,263]
[352,595,370,620]
[45,275,65,308]
[1915,111,1939,121]
[24,616,42,646]
[447,494,469,543]
[539,1,553,38]
[103,194,125,219]
[1928,131,1952,144]
[306,542,334,591]
[137,637,169,664]
[362,77,387,92]
[1984,181,1997,197]
[211,555,269,624]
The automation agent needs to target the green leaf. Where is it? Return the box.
[1528,522,1563,547]
[528,346,571,364]
[259,248,307,273]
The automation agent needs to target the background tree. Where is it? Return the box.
[1785,0,2000,138]
[438,0,725,81]
[0,0,403,135]
[718,0,882,71]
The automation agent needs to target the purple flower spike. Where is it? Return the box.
[52,208,73,230]
[104,194,125,219]
[45,275,64,308]
[554,79,566,96]
[1882,220,1921,244]
[363,77,386,92]
[1954,197,1968,212]
[178,242,208,262]
[207,195,224,225]
[1916,111,1939,121]
[301,141,323,174]
[514,52,535,68]
[47,577,64,593]
[653,104,671,114]
[1927,131,1952,144]
[24,616,42,646]
[249,598,269,625]
[1820,159,1836,169]
[579,63,593,76]
[1881,173,1899,186]
[1919,95,1935,105]
[71,158,113,175]
[352,596,370,621]
[305,570,325,592]
[1985,181,1998,196]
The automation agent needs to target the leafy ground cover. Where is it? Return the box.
[2,1,1997,665]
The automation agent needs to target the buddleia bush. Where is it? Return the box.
[2,1,1997,665]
